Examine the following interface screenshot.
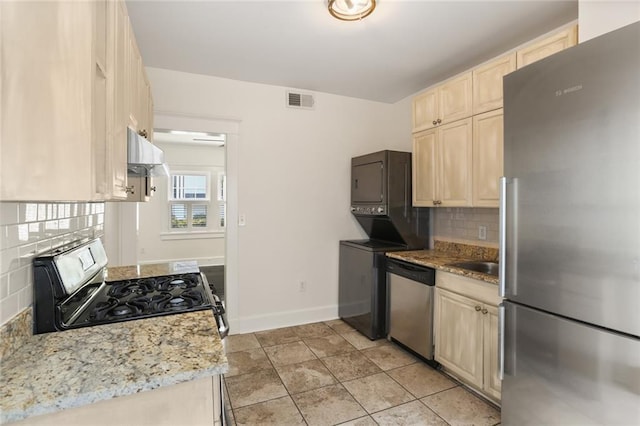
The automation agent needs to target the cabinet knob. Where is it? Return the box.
[150,186,157,192]
[125,185,135,195]
[432,120,438,125]
[437,118,442,124]
[482,308,488,315]
[138,129,148,138]
[475,305,482,311]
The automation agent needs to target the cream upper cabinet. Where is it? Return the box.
[413,118,472,207]
[438,73,473,124]
[439,119,472,206]
[1,1,100,201]
[105,0,129,200]
[412,72,472,133]
[472,53,516,114]
[472,109,503,207]
[517,25,578,69]
[0,0,151,202]
[412,129,438,206]
[434,271,501,403]
[412,89,439,133]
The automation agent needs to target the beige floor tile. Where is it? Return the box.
[276,359,338,394]
[336,415,378,426]
[361,343,418,371]
[223,379,236,425]
[293,383,368,426]
[225,368,288,408]
[387,362,458,398]
[342,372,414,414]
[292,322,336,338]
[264,341,317,366]
[372,400,448,426]
[321,351,382,382]
[255,326,300,347]
[341,330,388,350]
[233,396,305,425]
[325,319,356,334]
[224,333,261,353]
[304,334,357,358]
[225,347,272,377]
[421,386,501,426]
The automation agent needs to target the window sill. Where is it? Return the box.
[160,230,225,241]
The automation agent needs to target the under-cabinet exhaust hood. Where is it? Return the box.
[127,127,169,176]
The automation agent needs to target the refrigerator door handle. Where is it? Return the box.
[499,177,507,297]
[498,302,505,380]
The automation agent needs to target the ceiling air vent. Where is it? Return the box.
[286,91,315,109]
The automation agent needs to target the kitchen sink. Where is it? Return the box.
[446,261,499,277]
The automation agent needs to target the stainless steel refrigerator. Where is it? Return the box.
[499,22,640,425]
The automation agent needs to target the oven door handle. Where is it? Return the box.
[211,294,229,339]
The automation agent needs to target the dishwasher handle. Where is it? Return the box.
[386,258,435,285]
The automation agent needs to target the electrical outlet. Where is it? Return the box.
[478,225,487,240]
[299,281,306,292]
[238,214,246,226]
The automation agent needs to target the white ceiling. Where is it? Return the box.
[126,0,578,103]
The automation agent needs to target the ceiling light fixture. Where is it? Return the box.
[328,0,376,21]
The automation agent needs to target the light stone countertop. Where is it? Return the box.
[387,241,499,285]
[0,311,227,424]
[0,261,227,424]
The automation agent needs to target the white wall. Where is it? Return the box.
[136,142,226,266]
[144,67,411,333]
[579,1,640,42]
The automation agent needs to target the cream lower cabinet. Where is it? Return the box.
[413,118,472,207]
[434,271,501,402]
[15,376,222,426]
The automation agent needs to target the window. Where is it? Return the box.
[217,173,226,228]
[169,172,211,231]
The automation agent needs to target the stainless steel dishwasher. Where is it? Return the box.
[387,258,436,362]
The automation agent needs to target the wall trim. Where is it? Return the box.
[160,231,225,241]
[230,304,339,335]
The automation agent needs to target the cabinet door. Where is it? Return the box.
[412,89,438,132]
[439,72,472,124]
[0,1,94,201]
[107,0,129,200]
[435,288,483,388]
[472,53,516,114]
[92,0,109,199]
[483,304,502,401]
[412,129,438,206]
[438,118,472,207]
[472,109,503,207]
[128,25,141,130]
[517,26,578,69]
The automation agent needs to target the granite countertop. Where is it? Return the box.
[387,240,499,285]
[0,261,228,424]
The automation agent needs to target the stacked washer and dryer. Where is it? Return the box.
[338,150,436,362]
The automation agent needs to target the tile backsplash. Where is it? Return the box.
[432,207,499,247]
[0,202,105,326]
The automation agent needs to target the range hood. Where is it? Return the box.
[127,127,169,176]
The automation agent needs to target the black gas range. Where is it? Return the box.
[33,238,227,337]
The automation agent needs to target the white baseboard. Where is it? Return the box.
[230,304,339,335]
